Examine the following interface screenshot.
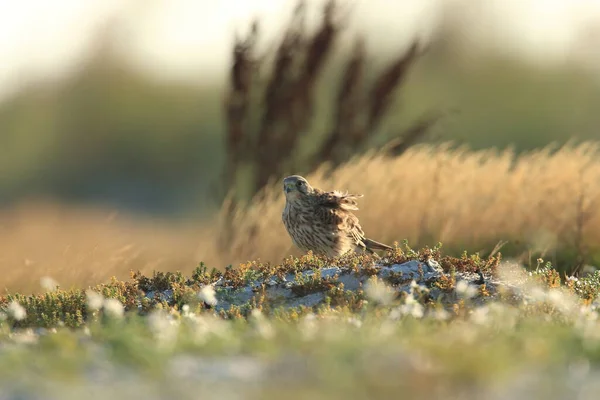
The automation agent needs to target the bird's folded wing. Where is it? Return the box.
[314,190,367,244]
[345,214,367,245]
[314,190,363,211]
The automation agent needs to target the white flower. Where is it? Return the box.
[86,290,104,311]
[364,278,395,305]
[404,294,418,305]
[347,317,362,329]
[470,306,490,325]
[529,287,547,303]
[148,310,179,350]
[489,303,518,330]
[103,298,124,319]
[395,295,424,319]
[299,313,318,341]
[577,305,598,323]
[181,304,191,317]
[198,285,218,307]
[455,280,478,299]
[191,314,230,345]
[401,302,424,319]
[409,303,424,318]
[7,301,26,321]
[249,309,274,339]
[40,276,59,292]
[410,280,430,296]
[431,307,450,321]
[546,289,577,315]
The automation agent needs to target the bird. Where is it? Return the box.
[281,175,393,258]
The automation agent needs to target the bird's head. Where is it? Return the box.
[283,175,313,201]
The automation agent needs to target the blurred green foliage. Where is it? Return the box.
[1,41,599,215]
[0,49,224,215]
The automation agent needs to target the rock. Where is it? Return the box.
[142,259,509,313]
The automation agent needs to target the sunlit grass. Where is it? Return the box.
[205,142,600,273]
[3,142,600,293]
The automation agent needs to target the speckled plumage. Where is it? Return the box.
[281,175,392,257]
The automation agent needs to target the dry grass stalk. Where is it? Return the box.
[318,38,365,164]
[3,143,600,292]
[225,20,258,176]
[223,0,436,203]
[202,142,600,274]
[367,42,420,131]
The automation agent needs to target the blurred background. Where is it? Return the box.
[2,0,600,292]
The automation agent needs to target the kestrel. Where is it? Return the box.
[281,175,393,257]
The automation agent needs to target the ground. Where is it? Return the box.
[0,245,600,399]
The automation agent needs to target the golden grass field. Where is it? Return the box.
[0,202,206,294]
[3,142,600,293]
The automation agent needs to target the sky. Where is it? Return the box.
[0,0,599,101]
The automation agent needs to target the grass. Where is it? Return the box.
[0,201,206,294]
[3,4,600,397]
[222,0,434,204]
[3,142,600,293]
[209,141,600,274]
[0,249,599,399]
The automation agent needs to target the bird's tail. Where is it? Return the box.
[363,238,393,252]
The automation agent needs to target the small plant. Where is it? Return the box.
[531,262,562,289]
[191,262,222,285]
[565,270,600,304]
[291,270,338,297]
[324,283,366,311]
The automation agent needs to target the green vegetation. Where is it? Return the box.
[0,246,599,399]
[3,3,600,397]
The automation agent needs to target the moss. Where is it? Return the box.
[291,269,339,297]
[1,245,599,331]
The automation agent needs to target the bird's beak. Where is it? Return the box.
[284,182,295,193]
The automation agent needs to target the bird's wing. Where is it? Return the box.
[313,190,367,245]
[314,189,363,211]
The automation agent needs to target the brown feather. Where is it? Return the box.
[282,176,392,257]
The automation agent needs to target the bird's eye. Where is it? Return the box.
[297,181,304,186]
